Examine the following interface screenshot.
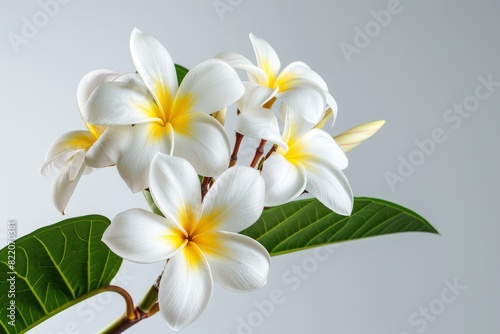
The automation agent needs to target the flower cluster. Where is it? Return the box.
[42,28,383,331]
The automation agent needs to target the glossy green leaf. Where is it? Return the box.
[0,215,122,334]
[175,64,189,85]
[240,197,438,256]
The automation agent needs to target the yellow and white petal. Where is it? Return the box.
[237,81,277,112]
[249,33,281,85]
[85,81,161,126]
[149,154,201,232]
[303,158,353,216]
[280,103,315,145]
[277,81,326,125]
[199,166,264,234]
[173,59,244,117]
[130,28,177,115]
[172,112,230,177]
[77,69,120,114]
[296,128,348,170]
[102,208,183,263]
[214,52,267,85]
[261,153,307,207]
[159,243,213,331]
[235,108,286,149]
[41,130,95,176]
[85,125,133,168]
[198,231,270,292]
[277,61,328,91]
[51,150,87,214]
[116,123,174,193]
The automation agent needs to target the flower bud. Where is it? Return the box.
[334,120,385,152]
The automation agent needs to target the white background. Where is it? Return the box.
[1,0,499,333]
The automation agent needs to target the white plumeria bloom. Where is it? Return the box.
[102,153,270,331]
[234,81,285,147]
[261,105,353,215]
[41,70,131,214]
[84,28,244,192]
[216,33,336,125]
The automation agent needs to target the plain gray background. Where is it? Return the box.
[1,0,499,333]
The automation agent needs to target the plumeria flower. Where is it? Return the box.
[102,153,270,331]
[216,33,336,125]
[261,105,353,215]
[234,81,286,147]
[41,70,131,214]
[84,28,245,192]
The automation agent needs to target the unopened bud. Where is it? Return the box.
[334,120,385,152]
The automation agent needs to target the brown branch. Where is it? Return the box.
[250,139,267,168]
[229,132,244,167]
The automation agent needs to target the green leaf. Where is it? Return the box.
[0,215,122,334]
[175,64,189,85]
[240,197,438,256]
[142,189,163,217]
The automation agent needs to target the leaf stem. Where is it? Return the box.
[104,285,136,320]
[100,277,161,334]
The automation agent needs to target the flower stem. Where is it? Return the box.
[137,278,160,313]
[201,177,213,200]
[229,132,244,167]
[264,144,278,160]
[250,139,267,168]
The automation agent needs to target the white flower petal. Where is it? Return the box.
[51,151,87,214]
[277,82,326,124]
[172,112,230,177]
[159,243,213,331]
[298,128,348,170]
[249,33,281,83]
[214,52,267,85]
[326,92,338,125]
[102,208,183,263]
[41,130,95,176]
[116,123,173,192]
[200,166,264,233]
[303,158,353,216]
[235,108,287,148]
[237,81,277,111]
[200,231,269,292]
[77,69,120,113]
[69,149,86,181]
[261,153,307,207]
[174,59,244,115]
[85,81,161,125]
[281,103,315,145]
[85,125,133,168]
[130,28,178,114]
[277,61,328,91]
[149,154,201,230]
